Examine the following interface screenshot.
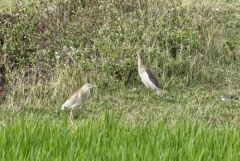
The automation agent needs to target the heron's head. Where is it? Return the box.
[83,83,96,89]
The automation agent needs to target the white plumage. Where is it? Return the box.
[140,71,157,90]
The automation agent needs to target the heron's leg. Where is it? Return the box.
[69,108,74,124]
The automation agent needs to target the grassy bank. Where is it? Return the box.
[0,0,239,109]
[0,86,239,126]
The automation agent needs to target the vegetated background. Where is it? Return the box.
[0,0,240,160]
[0,0,239,122]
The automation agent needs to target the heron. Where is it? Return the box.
[61,83,96,123]
[137,53,161,96]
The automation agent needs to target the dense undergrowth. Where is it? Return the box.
[0,0,239,114]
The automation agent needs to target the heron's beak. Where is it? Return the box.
[90,85,97,88]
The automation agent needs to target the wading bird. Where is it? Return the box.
[137,53,161,96]
[61,83,96,123]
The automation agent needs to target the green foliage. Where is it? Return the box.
[1,0,239,86]
[0,0,239,109]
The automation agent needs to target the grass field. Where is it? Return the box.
[0,0,240,160]
[1,117,240,161]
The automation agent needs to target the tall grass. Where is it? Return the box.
[0,117,240,161]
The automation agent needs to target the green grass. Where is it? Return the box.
[0,117,240,161]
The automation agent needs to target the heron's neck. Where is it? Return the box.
[138,55,142,67]
[81,86,90,94]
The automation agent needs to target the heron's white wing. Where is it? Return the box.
[61,99,71,109]
[62,99,81,109]
[141,77,150,88]
[146,68,160,88]
[141,71,158,90]
[61,91,79,109]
